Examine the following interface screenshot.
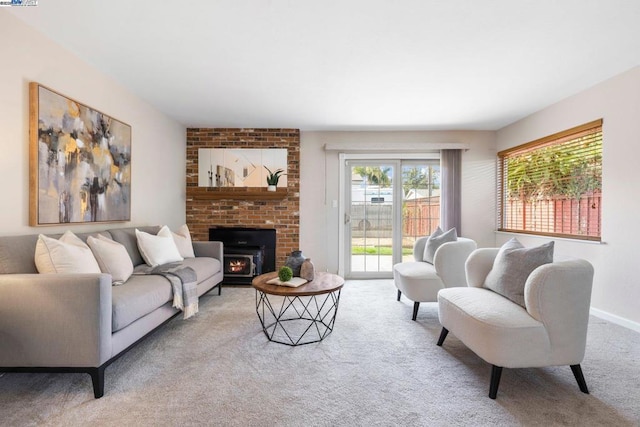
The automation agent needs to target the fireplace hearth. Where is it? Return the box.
[209,227,276,285]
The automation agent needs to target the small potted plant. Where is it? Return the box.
[265,166,285,191]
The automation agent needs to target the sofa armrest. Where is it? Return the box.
[433,238,477,287]
[412,236,429,262]
[193,241,223,262]
[0,273,112,367]
[464,248,499,288]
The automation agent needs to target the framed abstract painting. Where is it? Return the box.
[29,83,132,225]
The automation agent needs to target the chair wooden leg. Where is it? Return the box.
[489,365,503,399]
[89,366,106,399]
[397,290,401,301]
[412,301,420,320]
[437,327,448,346]
[570,364,589,394]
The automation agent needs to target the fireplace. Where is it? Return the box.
[209,227,276,285]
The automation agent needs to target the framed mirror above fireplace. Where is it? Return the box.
[198,148,287,188]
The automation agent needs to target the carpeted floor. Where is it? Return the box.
[1,280,638,426]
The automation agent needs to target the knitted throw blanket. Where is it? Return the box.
[137,263,199,319]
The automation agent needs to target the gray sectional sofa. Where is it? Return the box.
[0,226,223,398]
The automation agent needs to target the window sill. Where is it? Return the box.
[494,231,606,245]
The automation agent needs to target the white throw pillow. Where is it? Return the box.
[35,230,101,274]
[159,224,195,258]
[136,227,183,267]
[87,234,134,285]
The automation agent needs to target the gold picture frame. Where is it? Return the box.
[29,83,132,225]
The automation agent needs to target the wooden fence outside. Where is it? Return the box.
[504,192,601,237]
[403,196,440,236]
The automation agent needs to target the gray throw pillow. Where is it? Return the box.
[423,227,457,264]
[421,226,442,262]
[484,238,554,307]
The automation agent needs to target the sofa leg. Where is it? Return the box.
[412,302,420,321]
[397,290,401,301]
[437,327,449,346]
[570,364,589,394]
[489,365,503,399]
[89,366,106,399]
[218,284,222,296]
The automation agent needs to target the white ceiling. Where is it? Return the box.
[10,1,640,130]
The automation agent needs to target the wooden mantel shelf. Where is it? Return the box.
[187,187,288,200]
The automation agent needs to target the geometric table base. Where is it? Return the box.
[255,289,341,346]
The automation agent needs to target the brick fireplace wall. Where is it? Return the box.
[185,128,300,268]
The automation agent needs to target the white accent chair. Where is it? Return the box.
[437,248,594,399]
[393,237,477,320]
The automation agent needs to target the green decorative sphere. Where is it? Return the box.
[278,266,293,282]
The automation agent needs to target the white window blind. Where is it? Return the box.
[497,119,603,241]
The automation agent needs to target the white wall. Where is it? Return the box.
[496,66,640,329]
[0,11,186,236]
[300,131,496,273]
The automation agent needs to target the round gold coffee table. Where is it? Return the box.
[252,271,344,346]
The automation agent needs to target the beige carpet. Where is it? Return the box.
[1,280,638,426]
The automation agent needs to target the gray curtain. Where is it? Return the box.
[440,149,462,234]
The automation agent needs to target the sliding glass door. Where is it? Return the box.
[342,156,440,278]
[401,161,441,262]
[345,161,397,278]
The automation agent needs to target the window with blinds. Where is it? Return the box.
[497,119,602,241]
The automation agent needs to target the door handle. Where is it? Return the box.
[345,213,351,224]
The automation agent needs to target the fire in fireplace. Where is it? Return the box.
[223,247,264,278]
[228,257,250,274]
[210,227,276,285]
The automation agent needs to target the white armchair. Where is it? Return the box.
[437,248,594,398]
[393,237,476,320]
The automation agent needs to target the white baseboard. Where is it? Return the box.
[590,307,640,333]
